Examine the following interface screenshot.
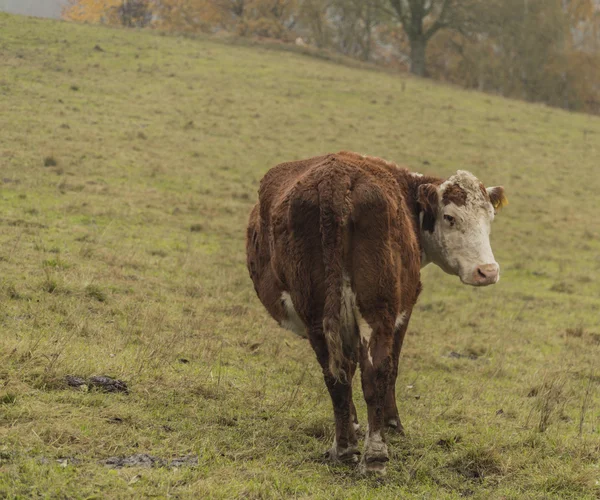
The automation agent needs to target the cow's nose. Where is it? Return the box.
[474,263,499,285]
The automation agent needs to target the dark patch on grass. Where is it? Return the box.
[170,455,199,468]
[233,191,251,201]
[447,351,478,360]
[65,375,128,393]
[184,284,203,297]
[70,84,80,91]
[0,450,13,464]
[587,332,600,345]
[216,415,238,427]
[191,384,221,400]
[301,420,331,440]
[0,393,17,405]
[1,218,47,229]
[85,284,107,302]
[75,234,95,242]
[104,454,198,468]
[44,156,58,167]
[65,376,87,388]
[449,448,503,481]
[437,435,462,450]
[190,223,204,232]
[566,326,585,338]
[58,181,85,193]
[88,376,128,393]
[105,454,163,468]
[42,278,59,294]
[5,283,21,300]
[148,249,167,257]
[550,282,574,294]
[209,304,248,316]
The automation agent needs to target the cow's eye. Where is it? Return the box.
[444,214,455,226]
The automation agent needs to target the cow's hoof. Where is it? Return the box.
[386,418,405,436]
[358,454,389,475]
[324,445,360,464]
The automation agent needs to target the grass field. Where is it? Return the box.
[1,12,600,499]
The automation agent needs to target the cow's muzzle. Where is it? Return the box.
[474,263,499,286]
[462,263,500,286]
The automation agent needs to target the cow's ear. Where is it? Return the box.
[418,183,439,233]
[487,186,508,211]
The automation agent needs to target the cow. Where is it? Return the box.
[246,151,507,474]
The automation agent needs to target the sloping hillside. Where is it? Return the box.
[1,13,599,499]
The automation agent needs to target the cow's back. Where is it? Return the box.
[247,152,421,334]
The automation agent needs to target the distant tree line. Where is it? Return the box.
[63,0,600,114]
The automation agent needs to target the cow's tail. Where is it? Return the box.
[318,167,351,382]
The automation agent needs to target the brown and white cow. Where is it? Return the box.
[246,151,507,474]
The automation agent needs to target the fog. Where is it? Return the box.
[0,0,68,19]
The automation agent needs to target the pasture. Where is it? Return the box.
[1,13,599,499]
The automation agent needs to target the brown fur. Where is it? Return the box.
[442,184,467,206]
[246,152,451,468]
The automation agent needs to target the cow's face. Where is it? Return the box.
[418,171,507,286]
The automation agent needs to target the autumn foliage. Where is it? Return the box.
[63,0,600,114]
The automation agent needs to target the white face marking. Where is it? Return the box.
[280,292,307,337]
[411,172,424,178]
[420,170,499,286]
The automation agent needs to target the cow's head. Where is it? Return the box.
[418,171,507,286]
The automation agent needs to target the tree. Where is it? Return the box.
[154,0,218,32]
[63,0,121,24]
[384,0,480,76]
[117,0,154,27]
[63,0,154,27]
[330,0,383,61]
[241,0,298,39]
[297,0,333,48]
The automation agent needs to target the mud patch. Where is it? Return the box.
[104,454,198,469]
[65,375,128,393]
[447,351,478,360]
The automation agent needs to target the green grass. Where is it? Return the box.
[1,13,600,499]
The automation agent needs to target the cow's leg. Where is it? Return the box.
[356,317,394,475]
[310,331,359,463]
[384,311,412,434]
[349,361,360,434]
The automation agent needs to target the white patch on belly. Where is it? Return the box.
[280,292,307,338]
[395,311,407,330]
